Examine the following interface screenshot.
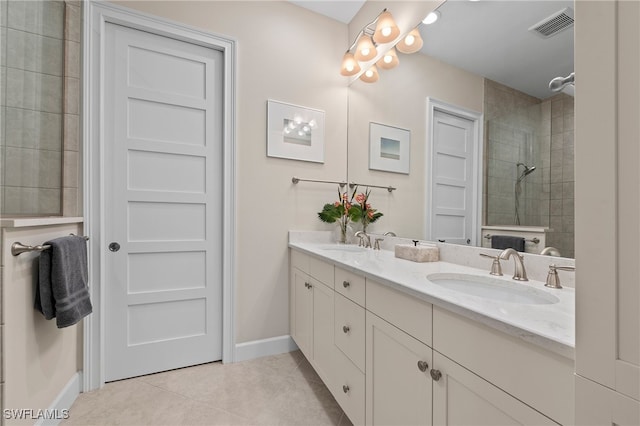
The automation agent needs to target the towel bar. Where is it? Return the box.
[483,234,540,244]
[11,235,89,256]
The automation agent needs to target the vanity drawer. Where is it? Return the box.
[335,292,365,372]
[366,279,432,346]
[335,267,366,306]
[332,348,365,426]
[309,255,334,287]
[290,249,309,272]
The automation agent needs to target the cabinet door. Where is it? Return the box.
[575,0,640,405]
[292,269,313,359]
[366,312,432,426]
[312,279,335,386]
[432,352,556,426]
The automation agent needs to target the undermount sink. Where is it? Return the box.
[427,273,559,305]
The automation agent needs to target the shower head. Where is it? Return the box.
[549,72,575,92]
[523,165,536,176]
[517,163,536,180]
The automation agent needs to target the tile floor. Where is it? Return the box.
[62,351,352,426]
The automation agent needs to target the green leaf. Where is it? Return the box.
[369,212,383,223]
[348,204,363,222]
[318,203,341,223]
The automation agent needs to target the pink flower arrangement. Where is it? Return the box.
[353,188,383,232]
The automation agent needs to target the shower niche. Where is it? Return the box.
[484,79,575,258]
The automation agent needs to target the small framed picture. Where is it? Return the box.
[369,122,410,174]
[267,100,325,163]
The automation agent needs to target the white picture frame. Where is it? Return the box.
[267,100,325,163]
[369,122,410,174]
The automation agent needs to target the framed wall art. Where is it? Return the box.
[369,122,410,174]
[267,100,325,163]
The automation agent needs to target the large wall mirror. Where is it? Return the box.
[347,0,575,259]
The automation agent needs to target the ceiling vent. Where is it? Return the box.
[528,7,574,38]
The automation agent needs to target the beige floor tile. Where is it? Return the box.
[252,373,344,425]
[63,378,251,425]
[65,351,345,426]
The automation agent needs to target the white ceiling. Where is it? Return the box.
[288,0,365,24]
[290,0,574,99]
[421,1,574,99]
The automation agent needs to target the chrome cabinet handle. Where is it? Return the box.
[304,282,312,289]
[343,325,350,334]
[343,385,349,394]
[417,360,429,372]
[430,369,442,381]
[343,280,350,288]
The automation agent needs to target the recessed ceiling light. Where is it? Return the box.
[422,11,440,25]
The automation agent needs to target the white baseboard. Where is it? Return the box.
[234,335,298,363]
[35,372,82,426]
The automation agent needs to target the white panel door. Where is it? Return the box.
[104,23,223,381]
[430,110,476,245]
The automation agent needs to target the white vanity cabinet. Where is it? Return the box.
[290,250,335,385]
[432,352,556,425]
[432,307,573,425]
[365,279,434,425]
[366,311,432,425]
[289,248,574,426]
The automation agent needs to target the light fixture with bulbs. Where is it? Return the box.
[340,8,428,83]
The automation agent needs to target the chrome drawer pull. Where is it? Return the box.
[430,369,442,381]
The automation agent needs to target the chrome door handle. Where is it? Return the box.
[108,242,120,252]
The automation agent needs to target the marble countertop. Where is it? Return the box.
[289,241,575,360]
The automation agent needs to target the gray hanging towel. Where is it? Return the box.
[491,235,525,252]
[35,235,92,328]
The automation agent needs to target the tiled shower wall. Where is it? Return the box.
[484,79,544,226]
[484,79,575,258]
[545,93,575,258]
[0,0,81,216]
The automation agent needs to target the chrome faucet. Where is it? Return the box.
[354,231,371,248]
[499,248,528,281]
[383,231,397,237]
[545,264,575,289]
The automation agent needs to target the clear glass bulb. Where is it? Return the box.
[405,34,415,46]
[381,27,391,37]
[361,48,370,56]
[365,69,374,77]
[384,55,392,64]
[346,63,354,72]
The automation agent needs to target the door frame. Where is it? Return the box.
[83,1,237,391]
[425,98,483,245]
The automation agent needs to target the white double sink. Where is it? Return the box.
[319,244,559,306]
